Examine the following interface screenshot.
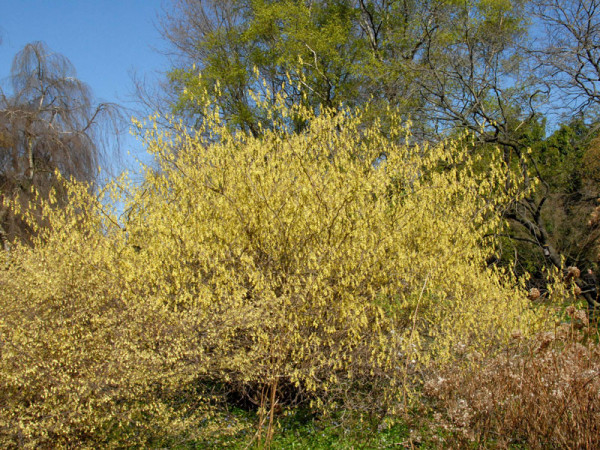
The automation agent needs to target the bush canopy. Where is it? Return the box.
[0,93,545,446]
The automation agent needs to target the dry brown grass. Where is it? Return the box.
[425,309,600,449]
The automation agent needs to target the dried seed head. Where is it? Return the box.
[528,288,541,300]
[575,309,589,326]
[566,266,581,281]
[536,331,554,352]
[556,323,571,340]
[511,329,523,340]
[588,206,600,227]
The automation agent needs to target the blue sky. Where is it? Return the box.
[0,0,170,170]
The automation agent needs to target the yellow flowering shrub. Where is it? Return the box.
[0,182,220,447]
[0,95,545,446]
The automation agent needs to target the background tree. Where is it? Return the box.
[531,0,600,115]
[0,41,121,250]
[161,0,364,135]
[161,1,533,138]
[490,0,600,304]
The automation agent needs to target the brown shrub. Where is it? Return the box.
[425,315,600,449]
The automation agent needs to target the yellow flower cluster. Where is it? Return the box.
[0,95,545,446]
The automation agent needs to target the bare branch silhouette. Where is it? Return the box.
[0,41,123,249]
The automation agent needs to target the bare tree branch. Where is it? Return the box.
[0,41,124,247]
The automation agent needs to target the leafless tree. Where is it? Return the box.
[532,0,600,114]
[0,41,122,250]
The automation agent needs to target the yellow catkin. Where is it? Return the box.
[0,91,545,446]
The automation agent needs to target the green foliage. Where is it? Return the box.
[501,118,600,279]
[168,0,362,134]
[163,0,529,139]
[534,119,590,193]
